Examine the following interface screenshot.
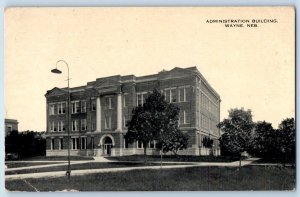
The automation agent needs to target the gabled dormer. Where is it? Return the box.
[45,87,67,98]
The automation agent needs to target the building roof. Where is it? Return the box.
[45,66,220,99]
[5,119,19,124]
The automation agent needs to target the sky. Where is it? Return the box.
[4,7,295,131]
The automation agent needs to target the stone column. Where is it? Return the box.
[96,97,101,131]
[116,93,122,131]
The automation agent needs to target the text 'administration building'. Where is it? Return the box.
[45,67,221,157]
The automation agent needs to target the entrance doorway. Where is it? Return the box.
[103,137,113,156]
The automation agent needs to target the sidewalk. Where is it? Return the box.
[5,157,112,172]
[5,158,260,181]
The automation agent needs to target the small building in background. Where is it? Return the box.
[5,119,19,136]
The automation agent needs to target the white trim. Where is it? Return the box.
[99,134,115,146]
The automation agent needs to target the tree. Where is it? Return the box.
[5,130,46,159]
[125,88,188,161]
[218,108,254,164]
[156,129,189,155]
[277,118,295,162]
[249,121,277,158]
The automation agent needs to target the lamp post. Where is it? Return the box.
[51,60,71,179]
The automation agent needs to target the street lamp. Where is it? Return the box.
[51,60,71,179]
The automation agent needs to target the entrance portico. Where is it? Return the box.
[99,134,115,156]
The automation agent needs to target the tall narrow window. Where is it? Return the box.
[72,120,79,131]
[58,121,61,132]
[137,93,147,106]
[123,94,128,107]
[81,100,86,113]
[171,88,177,103]
[91,118,96,130]
[137,94,143,106]
[50,121,55,132]
[72,101,80,114]
[49,104,55,115]
[105,115,111,129]
[137,141,143,149]
[91,137,94,150]
[124,138,129,149]
[53,122,57,132]
[91,99,96,111]
[179,87,186,102]
[81,137,87,150]
[105,97,112,109]
[179,111,184,125]
[123,115,128,128]
[72,138,76,150]
[149,140,156,148]
[166,89,171,103]
[51,139,55,150]
[57,121,65,132]
[81,119,87,131]
[59,138,63,150]
[57,102,66,114]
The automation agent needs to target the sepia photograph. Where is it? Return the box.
[4,7,295,191]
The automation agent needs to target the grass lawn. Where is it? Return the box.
[253,158,296,165]
[5,162,182,175]
[5,162,62,169]
[5,165,295,191]
[6,155,95,161]
[107,155,245,163]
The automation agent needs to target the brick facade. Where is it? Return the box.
[45,67,221,156]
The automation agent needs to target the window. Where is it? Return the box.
[53,122,57,132]
[123,94,129,107]
[81,119,87,131]
[105,97,112,109]
[72,101,80,114]
[57,102,66,114]
[49,121,55,132]
[51,139,55,150]
[105,115,111,129]
[164,88,177,103]
[124,138,129,149]
[59,138,63,150]
[123,115,128,128]
[72,138,79,150]
[49,104,55,115]
[149,140,156,149]
[199,134,203,148]
[57,121,65,132]
[137,94,143,106]
[91,137,94,149]
[91,99,96,111]
[137,93,147,106]
[81,137,87,150]
[7,126,12,132]
[137,141,143,149]
[179,110,190,125]
[178,87,186,102]
[81,100,86,113]
[171,88,177,102]
[72,120,79,131]
[91,118,96,130]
